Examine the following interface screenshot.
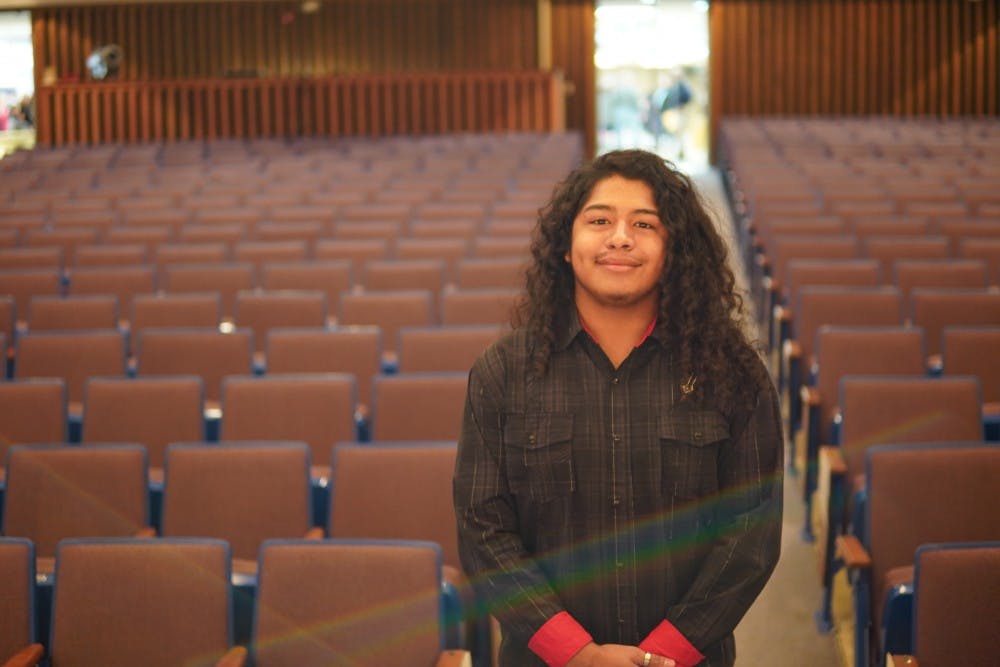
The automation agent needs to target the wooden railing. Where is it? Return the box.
[34,70,566,146]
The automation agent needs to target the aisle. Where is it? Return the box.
[690,167,843,667]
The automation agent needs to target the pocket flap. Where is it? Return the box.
[504,412,574,449]
[659,410,729,446]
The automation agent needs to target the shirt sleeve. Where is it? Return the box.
[453,348,582,660]
[641,377,784,662]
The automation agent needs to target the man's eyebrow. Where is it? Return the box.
[580,203,659,216]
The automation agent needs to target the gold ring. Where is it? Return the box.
[643,652,652,667]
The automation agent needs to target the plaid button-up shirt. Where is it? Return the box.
[454,315,783,666]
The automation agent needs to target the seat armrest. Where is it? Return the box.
[836,534,871,570]
[887,655,918,667]
[435,650,472,667]
[304,526,325,540]
[1,644,44,667]
[214,645,247,667]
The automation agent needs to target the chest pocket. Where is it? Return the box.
[503,412,575,502]
[659,409,729,499]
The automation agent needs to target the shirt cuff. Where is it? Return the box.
[527,611,594,667]
[639,620,706,667]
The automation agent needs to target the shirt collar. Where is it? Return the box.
[559,308,665,350]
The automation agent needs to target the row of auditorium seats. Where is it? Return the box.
[0,283,519,342]
[0,535,470,667]
[0,442,469,657]
[0,372,470,470]
[720,118,1000,667]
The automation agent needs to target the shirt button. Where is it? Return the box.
[612,434,621,443]
[611,377,619,385]
[527,433,536,444]
[611,496,621,507]
[616,561,624,569]
[618,618,626,625]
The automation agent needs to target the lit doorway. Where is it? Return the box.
[594,0,709,168]
[0,10,35,157]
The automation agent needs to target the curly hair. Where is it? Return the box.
[513,149,767,415]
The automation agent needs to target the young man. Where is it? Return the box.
[454,150,783,667]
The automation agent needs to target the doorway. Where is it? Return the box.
[0,10,35,156]
[594,0,710,168]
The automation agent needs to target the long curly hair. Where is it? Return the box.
[513,149,766,414]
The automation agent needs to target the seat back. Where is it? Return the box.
[941,326,1000,405]
[892,259,988,302]
[265,326,381,414]
[792,287,903,382]
[67,265,156,313]
[909,541,1000,667]
[137,328,253,403]
[440,287,519,326]
[161,442,314,560]
[910,288,1000,357]
[27,294,119,332]
[0,537,36,660]
[234,290,328,353]
[253,539,443,667]
[14,330,126,406]
[397,325,502,372]
[813,326,926,443]
[338,290,434,355]
[862,235,950,274]
[3,445,149,557]
[329,444,460,570]
[221,375,356,468]
[50,538,236,667]
[0,268,62,315]
[162,262,255,320]
[82,376,204,468]
[260,260,353,311]
[841,377,983,477]
[371,372,467,442]
[0,379,67,463]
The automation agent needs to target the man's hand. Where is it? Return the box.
[565,642,676,667]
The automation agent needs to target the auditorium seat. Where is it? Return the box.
[0,269,63,320]
[813,376,984,628]
[161,262,255,321]
[26,294,118,332]
[82,376,204,482]
[14,330,126,414]
[220,374,356,473]
[233,290,327,356]
[370,372,467,442]
[397,325,503,373]
[252,539,470,666]
[361,259,448,295]
[129,293,221,352]
[909,288,1000,362]
[314,238,390,263]
[136,328,253,409]
[798,326,926,534]
[0,380,67,481]
[887,541,1000,667]
[339,290,434,357]
[232,240,309,272]
[440,287,518,326]
[0,538,42,666]
[3,444,153,564]
[0,247,63,272]
[454,257,527,289]
[48,538,247,667]
[260,260,353,311]
[73,243,149,267]
[68,265,156,315]
[161,442,321,572]
[835,443,1000,667]
[891,259,989,303]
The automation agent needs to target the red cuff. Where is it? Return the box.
[639,620,705,667]
[527,611,594,667]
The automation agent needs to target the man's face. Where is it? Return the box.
[565,175,669,311]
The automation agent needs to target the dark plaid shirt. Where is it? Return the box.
[454,315,783,666]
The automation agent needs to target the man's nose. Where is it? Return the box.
[606,219,633,247]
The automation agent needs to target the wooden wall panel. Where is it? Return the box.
[32,0,540,83]
[710,0,1000,159]
[550,0,595,157]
